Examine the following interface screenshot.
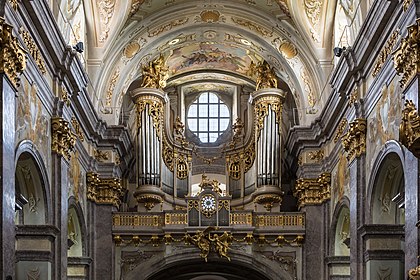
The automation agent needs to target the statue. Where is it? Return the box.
[187,226,216,262]
[210,231,232,261]
[186,227,232,262]
[140,54,169,89]
[254,60,278,90]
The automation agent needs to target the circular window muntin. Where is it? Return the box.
[186,92,230,144]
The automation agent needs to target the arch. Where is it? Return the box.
[330,197,350,256]
[15,140,51,225]
[122,249,294,280]
[68,196,88,257]
[366,141,405,224]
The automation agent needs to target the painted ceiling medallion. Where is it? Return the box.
[279,41,297,59]
[200,10,221,23]
[123,42,141,59]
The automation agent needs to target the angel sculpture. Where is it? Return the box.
[210,231,232,261]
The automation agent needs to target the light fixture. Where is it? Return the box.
[73,42,84,53]
[333,46,345,57]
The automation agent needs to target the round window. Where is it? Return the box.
[187,92,230,143]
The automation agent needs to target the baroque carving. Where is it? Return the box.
[304,0,322,26]
[140,54,169,89]
[334,118,348,143]
[105,67,119,106]
[147,17,189,37]
[0,17,26,88]
[372,30,399,77]
[71,117,84,142]
[162,138,174,171]
[254,95,283,135]
[403,0,413,11]
[254,194,282,211]
[135,95,164,137]
[8,0,18,10]
[94,149,110,162]
[341,118,367,161]
[308,149,324,162]
[409,265,420,280]
[399,100,420,156]
[243,141,256,172]
[51,117,76,161]
[61,86,71,106]
[98,0,115,43]
[393,19,420,89]
[231,17,273,37]
[86,172,125,207]
[294,173,331,209]
[20,28,46,74]
[129,0,145,18]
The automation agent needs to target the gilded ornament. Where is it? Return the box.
[393,19,420,89]
[231,17,273,37]
[94,149,109,162]
[304,0,322,26]
[9,0,18,10]
[0,17,26,88]
[294,173,331,209]
[409,266,420,280]
[403,0,413,11]
[274,0,291,18]
[348,88,358,106]
[176,155,189,180]
[200,10,221,23]
[129,0,145,18]
[98,0,115,43]
[301,67,315,108]
[105,68,119,106]
[86,172,124,207]
[250,60,278,90]
[228,155,241,180]
[51,116,76,161]
[279,41,297,59]
[134,193,162,210]
[20,28,46,74]
[372,30,398,77]
[243,142,256,172]
[341,118,367,161]
[308,149,324,162]
[162,138,174,171]
[399,100,420,157]
[334,118,348,143]
[71,117,84,142]
[254,95,283,135]
[61,86,71,106]
[254,194,282,211]
[135,95,164,137]
[147,17,189,37]
[140,54,169,89]
[123,42,141,59]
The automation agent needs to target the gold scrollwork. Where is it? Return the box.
[308,149,324,162]
[372,30,399,77]
[294,172,331,209]
[403,0,413,11]
[409,265,420,280]
[254,194,282,211]
[94,149,109,162]
[71,117,84,142]
[254,96,282,135]
[19,28,46,74]
[134,194,162,210]
[51,117,76,161]
[86,172,125,207]
[334,118,348,143]
[140,54,169,89]
[135,95,164,137]
[231,17,273,37]
[147,18,189,38]
[341,118,366,161]
[228,155,241,180]
[162,137,174,171]
[399,100,420,156]
[243,142,256,172]
[188,200,199,211]
[176,154,189,180]
[394,19,420,89]
[0,17,26,88]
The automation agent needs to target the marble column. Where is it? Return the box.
[349,154,366,280]
[0,73,17,279]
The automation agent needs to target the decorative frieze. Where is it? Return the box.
[51,117,76,161]
[393,19,420,89]
[341,118,366,161]
[0,17,26,88]
[294,173,331,209]
[86,172,124,207]
[20,28,46,74]
[94,149,110,162]
[399,100,420,157]
[372,30,399,77]
[308,149,324,162]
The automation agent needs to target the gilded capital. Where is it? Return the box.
[393,19,420,89]
[341,118,366,161]
[0,18,26,88]
[294,173,331,209]
[87,172,125,207]
[400,100,420,156]
[51,117,76,161]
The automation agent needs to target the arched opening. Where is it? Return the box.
[15,151,48,225]
[366,152,405,279]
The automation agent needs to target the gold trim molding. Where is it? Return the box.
[0,17,26,88]
[86,172,124,207]
[20,28,46,74]
[394,19,420,89]
[372,30,398,77]
[254,95,283,135]
[134,95,164,136]
[51,117,76,161]
[341,118,366,161]
[294,173,331,209]
[409,265,420,280]
[400,100,420,156]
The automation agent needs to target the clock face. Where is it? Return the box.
[201,195,216,211]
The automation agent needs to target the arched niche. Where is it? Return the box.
[15,141,50,225]
[67,197,87,257]
[334,205,350,256]
[369,152,404,225]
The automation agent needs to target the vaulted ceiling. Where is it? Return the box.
[79,0,340,125]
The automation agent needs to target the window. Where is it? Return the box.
[187,92,230,143]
